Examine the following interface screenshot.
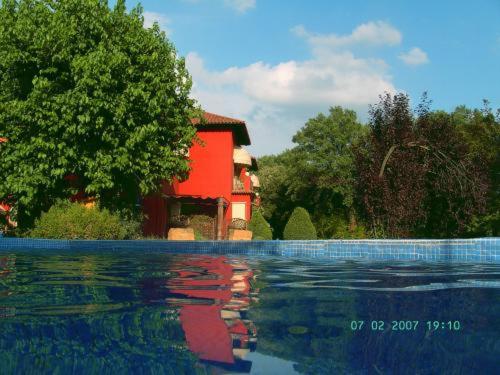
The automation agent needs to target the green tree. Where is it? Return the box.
[0,0,199,229]
[257,107,367,238]
[257,151,295,238]
[290,107,366,212]
[248,209,273,240]
[289,107,367,235]
[451,103,500,236]
[283,207,317,240]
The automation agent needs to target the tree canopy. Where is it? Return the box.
[354,93,491,237]
[257,95,498,239]
[257,107,366,238]
[0,0,198,228]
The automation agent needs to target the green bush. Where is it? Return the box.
[283,207,317,240]
[315,213,369,239]
[248,210,273,240]
[189,215,214,240]
[28,201,140,240]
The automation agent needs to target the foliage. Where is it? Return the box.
[257,96,497,239]
[290,106,367,210]
[353,93,491,238]
[0,253,205,374]
[229,218,248,230]
[194,230,207,240]
[27,201,140,239]
[189,214,213,240]
[283,207,317,240]
[452,103,500,237]
[256,152,295,238]
[314,213,368,239]
[0,0,199,229]
[257,107,366,239]
[248,209,273,240]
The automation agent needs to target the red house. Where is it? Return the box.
[142,112,260,239]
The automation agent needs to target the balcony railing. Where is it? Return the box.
[233,177,245,192]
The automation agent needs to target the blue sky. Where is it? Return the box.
[126,0,499,155]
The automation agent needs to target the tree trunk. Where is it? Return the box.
[348,209,357,232]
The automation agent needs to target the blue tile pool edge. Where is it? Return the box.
[0,237,499,262]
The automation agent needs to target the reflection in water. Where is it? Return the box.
[165,256,258,372]
[0,253,499,374]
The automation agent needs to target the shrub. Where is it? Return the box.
[189,215,215,240]
[28,201,140,240]
[315,213,369,239]
[283,207,317,240]
[248,210,273,240]
[229,218,248,230]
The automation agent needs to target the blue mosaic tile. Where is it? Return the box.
[0,237,499,262]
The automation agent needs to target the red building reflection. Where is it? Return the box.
[165,256,258,372]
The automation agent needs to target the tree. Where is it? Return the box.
[283,207,317,240]
[289,106,367,234]
[248,209,273,240]
[354,93,490,238]
[451,103,500,236]
[256,152,295,238]
[257,108,367,239]
[0,0,198,228]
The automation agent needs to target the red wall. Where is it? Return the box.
[143,128,235,237]
[142,194,168,237]
[175,129,234,203]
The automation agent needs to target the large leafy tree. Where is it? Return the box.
[452,104,500,236]
[354,93,490,238]
[289,107,366,230]
[257,107,367,238]
[0,0,198,228]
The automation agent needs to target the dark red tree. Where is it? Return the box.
[354,93,489,238]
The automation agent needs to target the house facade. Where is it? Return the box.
[142,112,259,239]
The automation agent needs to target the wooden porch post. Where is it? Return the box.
[217,197,225,240]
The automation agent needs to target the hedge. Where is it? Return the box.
[27,201,140,240]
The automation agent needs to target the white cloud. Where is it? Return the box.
[398,47,429,66]
[187,22,400,155]
[292,21,402,54]
[224,0,256,13]
[143,11,171,35]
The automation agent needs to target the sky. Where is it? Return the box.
[125,0,499,156]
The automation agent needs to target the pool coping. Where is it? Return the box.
[0,237,499,262]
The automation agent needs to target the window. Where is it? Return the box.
[232,202,246,220]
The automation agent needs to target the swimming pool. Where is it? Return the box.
[0,250,499,374]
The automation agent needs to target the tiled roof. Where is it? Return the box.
[191,111,251,146]
[191,111,246,125]
[0,112,253,145]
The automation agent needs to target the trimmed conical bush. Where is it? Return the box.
[248,209,273,240]
[283,207,317,240]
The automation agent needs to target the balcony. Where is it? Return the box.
[232,176,246,192]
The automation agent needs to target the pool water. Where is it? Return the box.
[0,252,499,374]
